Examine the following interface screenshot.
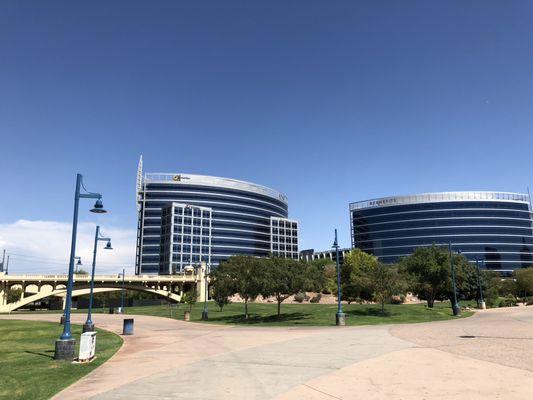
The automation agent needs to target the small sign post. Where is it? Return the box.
[78,331,97,362]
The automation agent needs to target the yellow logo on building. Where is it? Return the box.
[173,175,181,181]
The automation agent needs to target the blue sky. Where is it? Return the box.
[1,1,533,272]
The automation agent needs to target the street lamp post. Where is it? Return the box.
[83,225,112,333]
[120,268,125,313]
[448,241,461,316]
[54,173,106,361]
[333,229,345,326]
[475,258,486,310]
[61,256,82,325]
[202,262,209,320]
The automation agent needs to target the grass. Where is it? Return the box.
[0,320,123,400]
[116,300,474,326]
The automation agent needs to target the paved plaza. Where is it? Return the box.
[3,307,533,399]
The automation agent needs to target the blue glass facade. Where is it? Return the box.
[350,192,533,272]
[136,173,291,274]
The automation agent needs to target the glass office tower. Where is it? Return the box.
[350,191,533,273]
[136,158,298,274]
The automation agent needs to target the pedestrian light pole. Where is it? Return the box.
[475,258,486,310]
[448,242,461,316]
[83,225,112,333]
[120,268,126,313]
[202,262,209,320]
[333,229,345,326]
[54,173,107,361]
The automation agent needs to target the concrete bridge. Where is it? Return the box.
[0,267,207,313]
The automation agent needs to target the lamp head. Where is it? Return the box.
[105,241,113,250]
[76,258,82,266]
[90,198,107,214]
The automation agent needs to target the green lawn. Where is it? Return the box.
[118,300,474,326]
[0,320,123,400]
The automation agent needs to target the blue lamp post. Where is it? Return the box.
[448,242,461,316]
[475,257,486,309]
[60,256,82,325]
[54,173,106,361]
[83,225,112,333]
[119,268,126,313]
[333,229,345,326]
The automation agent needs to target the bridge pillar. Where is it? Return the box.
[0,282,6,306]
[197,263,206,302]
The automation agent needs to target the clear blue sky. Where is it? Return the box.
[1,1,533,252]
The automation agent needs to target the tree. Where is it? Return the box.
[261,258,304,317]
[515,267,533,297]
[74,269,89,275]
[210,268,234,311]
[302,260,327,294]
[217,255,264,319]
[341,249,379,303]
[399,245,451,308]
[7,288,22,303]
[453,255,481,301]
[181,287,197,313]
[369,263,406,314]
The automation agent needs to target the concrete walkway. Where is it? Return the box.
[3,307,533,399]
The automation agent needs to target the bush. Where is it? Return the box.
[390,295,405,304]
[310,293,322,303]
[498,295,518,308]
[523,296,533,306]
[293,292,308,303]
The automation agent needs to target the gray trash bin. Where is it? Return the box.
[123,318,134,335]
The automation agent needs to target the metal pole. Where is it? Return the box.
[54,174,81,360]
[476,258,486,309]
[5,255,9,275]
[1,249,5,272]
[121,268,125,312]
[334,229,345,326]
[449,241,460,316]
[61,174,81,340]
[84,225,100,332]
[202,262,208,320]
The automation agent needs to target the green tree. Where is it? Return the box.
[399,245,451,308]
[341,249,379,303]
[515,267,533,297]
[210,268,235,311]
[181,287,197,312]
[452,255,482,301]
[261,258,304,317]
[7,288,22,303]
[369,263,406,314]
[218,255,264,319]
[74,269,89,275]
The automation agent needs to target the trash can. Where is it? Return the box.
[108,307,114,314]
[123,318,134,335]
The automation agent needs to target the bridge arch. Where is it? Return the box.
[1,283,184,313]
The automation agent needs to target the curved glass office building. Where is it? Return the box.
[350,192,533,272]
[135,159,298,274]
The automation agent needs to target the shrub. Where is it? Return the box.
[293,292,307,303]
[498,295,518,308]
[390,294,405,304]
[310,293,322,303]
[523,296,533,306]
